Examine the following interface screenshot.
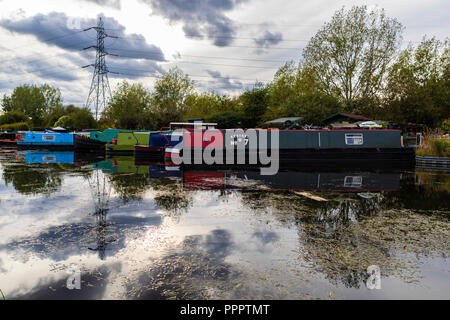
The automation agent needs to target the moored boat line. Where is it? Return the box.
[1,124,416,168]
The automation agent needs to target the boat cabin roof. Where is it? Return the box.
[169,122,217,130]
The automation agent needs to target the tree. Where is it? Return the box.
[1,84,62,127]
[184,92,238,120]
[150,67,194,129]
[385,37,450,126]
[206,111,244,129]
[303,6,403,108]
[240,83,269,128]
[264,62,302,121]
[265,62,342,124]
[70,107,97,129]
[103,81,152,129]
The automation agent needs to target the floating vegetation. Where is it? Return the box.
[240,190,450,288]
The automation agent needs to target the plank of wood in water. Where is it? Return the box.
[294,191,328,201]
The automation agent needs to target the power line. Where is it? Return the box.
[1,39,95,65]
[110,66,272,83]
[1,29,87,52]
[114,35,303,50]
[105,47,295,63]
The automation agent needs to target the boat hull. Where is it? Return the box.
[163,146,415,170]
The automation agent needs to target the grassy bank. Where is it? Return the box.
[416,137,450,157]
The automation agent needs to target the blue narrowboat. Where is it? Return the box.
[17,130,105,151]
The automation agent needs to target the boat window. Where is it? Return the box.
[42,135,56,141]
[344,176,363,187]
[42,156,56,162]
[345,133,363,145]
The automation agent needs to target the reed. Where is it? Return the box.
[0,288,5,300]
[416,136,450,157]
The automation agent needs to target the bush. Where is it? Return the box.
[417,138,450,157]
[442,118,450,132]
[0,111,30,125]
[52,108,97,130]
[0,122,30,131]
[54,115,74,128]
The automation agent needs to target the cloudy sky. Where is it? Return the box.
[0,0,448,109]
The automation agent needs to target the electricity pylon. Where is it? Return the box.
[82,17,118,120]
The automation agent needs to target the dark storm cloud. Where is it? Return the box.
[254,30,283,48]
[205,69,243,91]
[0,12,165,61]
[81,0,121,9]
[143,0,249,46]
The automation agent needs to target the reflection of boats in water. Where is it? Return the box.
[13,152,403,193]
[181,170,401,192]
[89,157,401,193]
[17,151,105,166]
[90,156,182,178]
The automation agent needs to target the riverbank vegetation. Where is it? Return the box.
[1,6,449,131]
[416,137,450,157]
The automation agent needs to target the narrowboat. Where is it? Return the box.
[88,128,125,144]
[133,122,217,160]
[17,130,106,151]
[105,131,171,156]
[0,131,18,147]
[163,128,415,168]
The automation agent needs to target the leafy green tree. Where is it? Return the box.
[240,83,269,128]
[103,81,152,129]
[70,108,97,129]
[303,5,403,108]
[206,111,244,129]
[385,37,450,126]
[149,67,194,129]
[265,62,342,125]
[184,92,239,120]
[1,84,62,127]
[264,62,302,121]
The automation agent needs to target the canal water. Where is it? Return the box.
[0,150,448,300]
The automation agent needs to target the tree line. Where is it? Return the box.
[1,5,449,131]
